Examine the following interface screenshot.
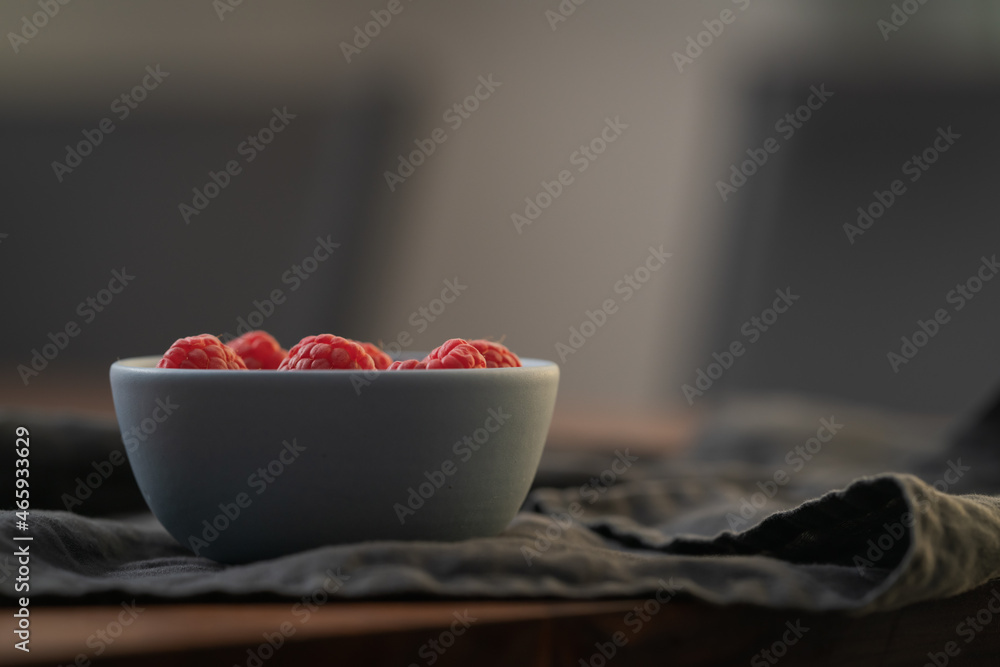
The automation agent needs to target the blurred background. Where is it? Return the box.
[2,0,1000,423]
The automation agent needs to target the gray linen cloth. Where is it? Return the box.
[2,394,999,613]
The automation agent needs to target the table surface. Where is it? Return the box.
[2,373,999,666]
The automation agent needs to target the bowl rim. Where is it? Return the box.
[111,355,559,374]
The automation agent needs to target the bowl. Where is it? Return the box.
[109,355,559,563]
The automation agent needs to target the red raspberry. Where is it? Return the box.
[278,334,375,371]
[227,330,287,370]
[468,339,522,368]
[356,341,392,370]
[388,359,427,370]
[423,338,487,369]
[157,334,248,370]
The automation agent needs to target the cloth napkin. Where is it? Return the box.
[3,394,999,613]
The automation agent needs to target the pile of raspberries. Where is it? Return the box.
[156,331,522,371]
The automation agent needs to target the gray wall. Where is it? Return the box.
[3,1,1000,415]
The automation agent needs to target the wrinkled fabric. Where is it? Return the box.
[3,396,999,614]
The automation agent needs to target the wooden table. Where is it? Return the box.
[4,585,1000,666]
[3,372,999,666]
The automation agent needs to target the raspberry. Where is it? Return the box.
[356,341,392,370]
[423,338,487,369]
[227,330,287,370]
[388,359,427,370]
[157,334,248,370]
[468,339,522,368]
[278,334,375,371]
